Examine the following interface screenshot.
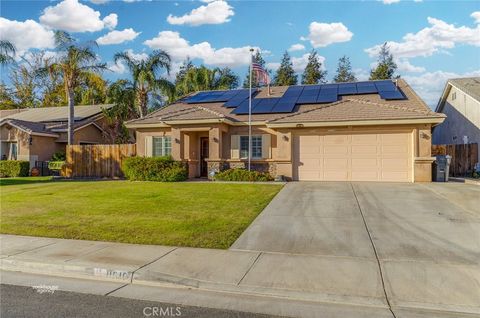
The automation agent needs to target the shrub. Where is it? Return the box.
[0,160,30,177]
[122,156,188,182]
[51,151,66,161]
[214,168,273,182]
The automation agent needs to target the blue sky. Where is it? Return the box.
[1,0,479,108]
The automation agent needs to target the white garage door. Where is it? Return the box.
[294,131,413,182]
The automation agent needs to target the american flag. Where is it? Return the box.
[252,62,270,85]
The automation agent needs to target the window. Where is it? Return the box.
[152,136,171,157]
[9,142,17,160]
[240,135,262,159]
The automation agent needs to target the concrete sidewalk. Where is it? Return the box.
[2,233,479,318]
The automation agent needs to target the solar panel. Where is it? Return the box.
[271,100,296,113]
[379,90,405,100]
[375,80,397,92]
[252,98,280,114]
[356,82,378,94]
[231,99,250,114]
[223,89,254,108]
[297,85,321,104]
[338,83,357,95]
[316,94,338,103]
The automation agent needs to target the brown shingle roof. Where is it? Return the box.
[126,79,444,126]
[2,119,58,137]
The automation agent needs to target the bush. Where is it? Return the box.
[214,168,273,182]
[0,160,30,177]
[122,156,188,182]
[51,151,66,161]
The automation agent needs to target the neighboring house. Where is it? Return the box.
[125,79,445,182]
[0,104,113,167]
[432,77,480,162]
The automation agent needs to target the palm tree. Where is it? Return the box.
[113,50,173,118]
[0,40,16,65]
[43,31,106,145]
[176,65,239,98]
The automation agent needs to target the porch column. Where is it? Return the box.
[208,127,222,160]
[171,127,184,160]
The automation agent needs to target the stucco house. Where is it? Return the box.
[0,104,113,168]
[125,79,445,182]
[432,77,480,162]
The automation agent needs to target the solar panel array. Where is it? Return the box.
[183,80,406,115]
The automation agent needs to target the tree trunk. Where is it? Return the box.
[67,88,75,145]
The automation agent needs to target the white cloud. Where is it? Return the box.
[380,0,400,4]
[108,60,126,74]
[144,31,258,67]
[0,17,55,54]
[365,15,480,58]
[353,68,369,81]
[301,22,353,47]
[396,59,425,73]
[89,0,110,4]
[404,70,480,107]
[39,0,117,32]
[125,49,148,61]
[97,28,140,45]
[266,53,326,74]
[288,43,305,52]
[266,62,280,71]
[292,53,326,73]
[167,0,234,26]
[472,11,480,24]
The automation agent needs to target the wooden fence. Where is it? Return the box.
[431,143,478,177]
[64,144,136,178]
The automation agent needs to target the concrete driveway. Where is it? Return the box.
[231,182,480,316]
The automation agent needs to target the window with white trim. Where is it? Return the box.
[152,136,171,157]
[240,135,262,159]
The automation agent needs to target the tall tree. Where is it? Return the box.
[243,50,269,88]
[75,72,107,105]
[301,50,327,85]
[0,83,17,109]
[174,58,194,98]
[333,56,357,83]
[0,40,16,65]
[175,65,239,97]
[103,79,136,143]
[273,51,297,86]
[114,49,174,118]
[10,62,39,108]
[369,43,398,80]
[42,31,106,144]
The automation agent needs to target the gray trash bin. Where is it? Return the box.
[433,155,451,182]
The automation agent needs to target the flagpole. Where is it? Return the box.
[248,48,254,171]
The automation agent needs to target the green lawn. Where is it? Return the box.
[0,178,282,248]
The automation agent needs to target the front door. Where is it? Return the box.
[200,137,209,177]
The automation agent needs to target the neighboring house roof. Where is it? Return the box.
[436,77,480,112]
[0,104,114,122]
[0,104,112,137]
[126,79,444,128]
[2,119,59,137]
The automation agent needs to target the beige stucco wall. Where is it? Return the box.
[0,125,30,160]
[134,122,434,182]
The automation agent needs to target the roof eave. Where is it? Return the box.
[267,117,446,128]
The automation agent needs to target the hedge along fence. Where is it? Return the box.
[0,160,30,177]
[122,156,188,182]
[64,144,136,178]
